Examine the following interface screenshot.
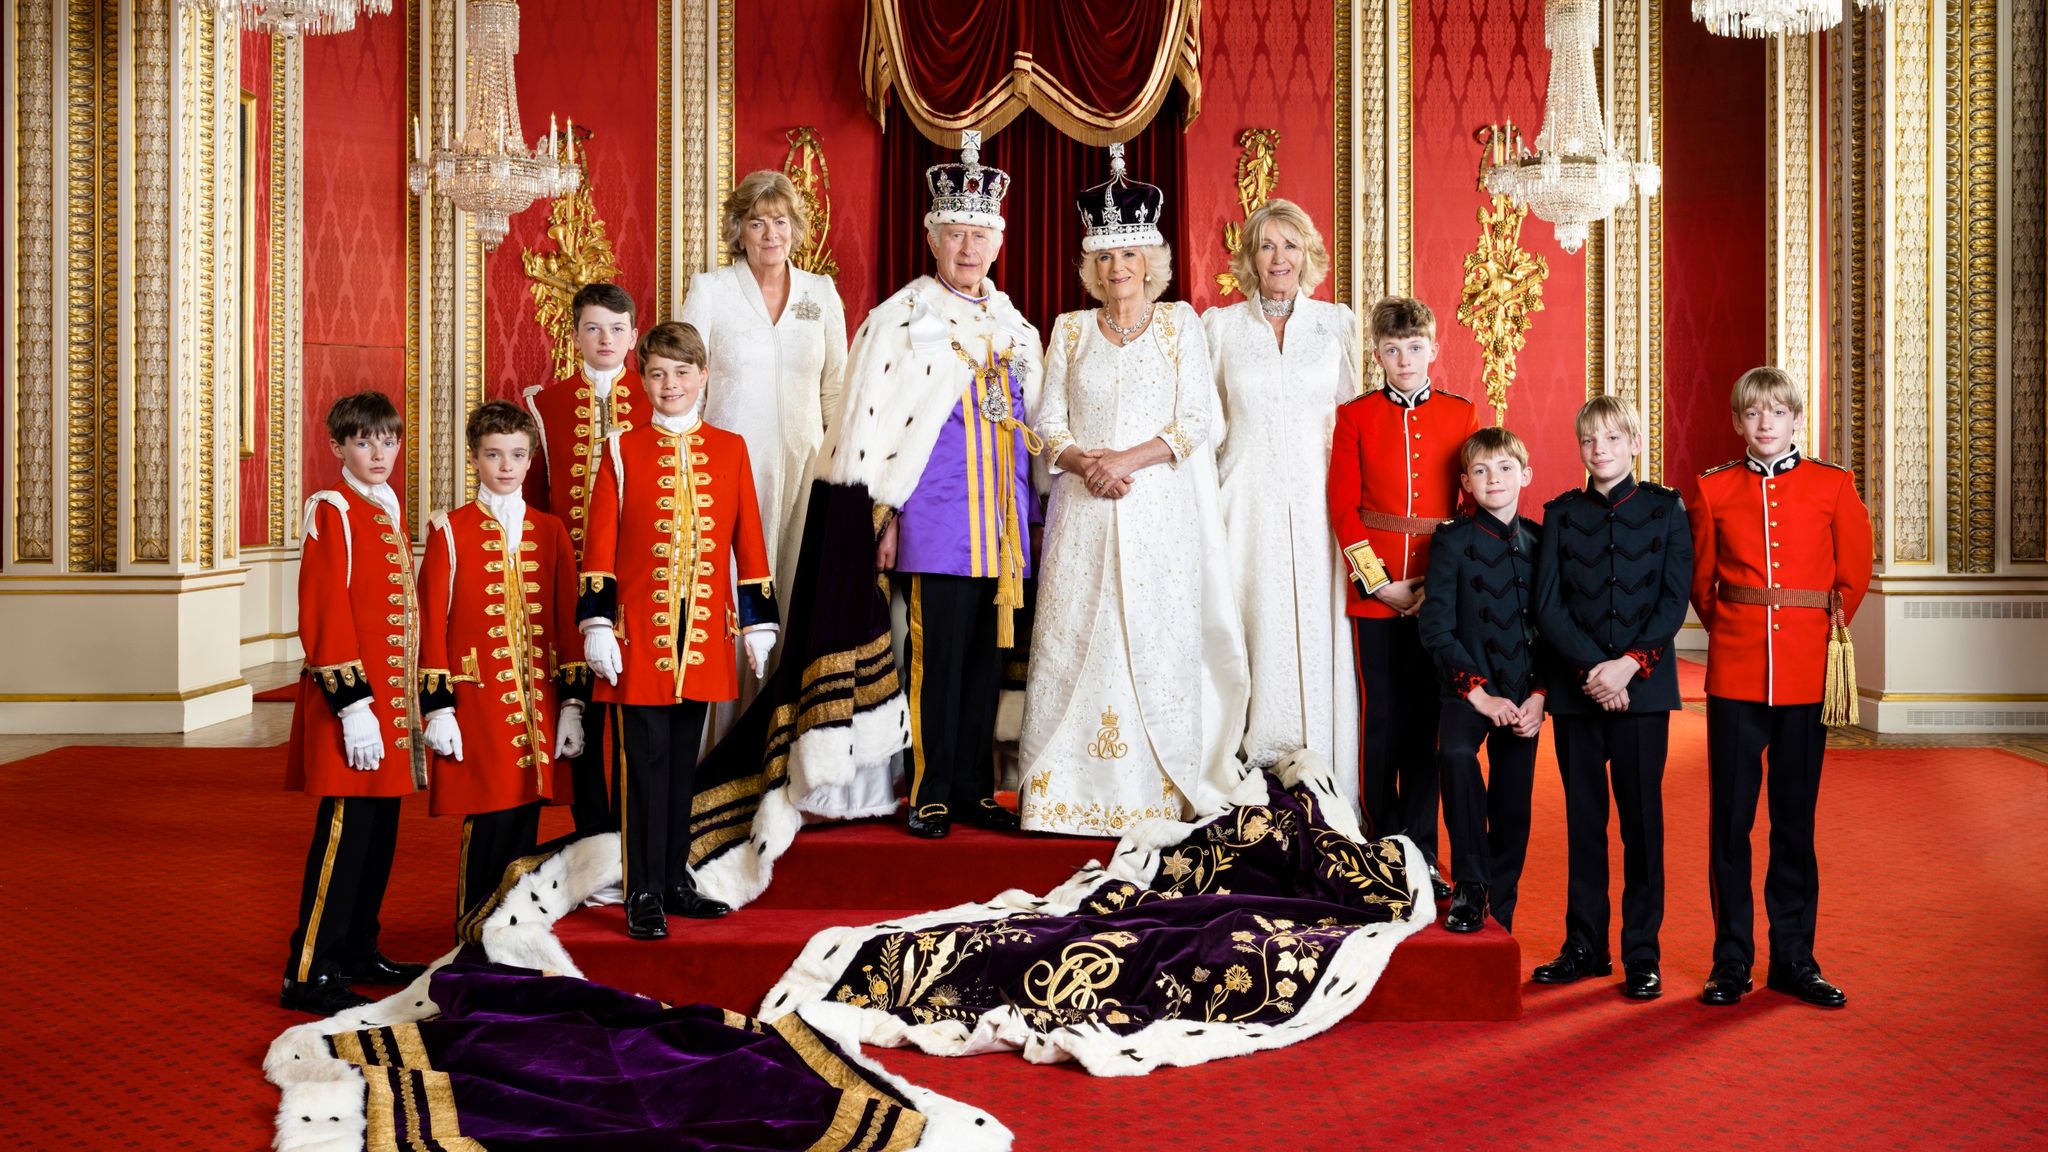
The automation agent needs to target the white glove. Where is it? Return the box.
[555,701,585,758]
[582,622,622,685]
[743,626,779,680]
[423,709,463,760]
[338,700,384,772]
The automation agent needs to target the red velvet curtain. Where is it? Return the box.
[878,92,1190,335]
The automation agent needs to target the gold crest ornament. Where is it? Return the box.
[781,126,840,278]
[1216,128,1282,298]
[523,127,622,381]
[1455,123,1549,424]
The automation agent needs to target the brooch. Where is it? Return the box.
[793,296,821,322]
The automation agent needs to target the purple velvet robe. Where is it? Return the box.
[894,369,1036,579]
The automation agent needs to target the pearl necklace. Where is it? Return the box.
[1100,302,1154,345]
[1259,294,1296,319]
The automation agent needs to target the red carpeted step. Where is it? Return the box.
[749,820,1118,909]
[557,903,1520,1021]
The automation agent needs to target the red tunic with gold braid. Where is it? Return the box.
[416,502,586,817]
[579,418,776,706]
[522,368,639,563]
[285,484,421,799]
[1690,453,1873,705]
[1326,384,1482,618]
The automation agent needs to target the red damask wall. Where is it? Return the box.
[734,0,885,330]
[482,0,659,401]
[239,31,274,545]
[1661,0,1766,490]
[300,10,409,499]
[1180,0,1336,316]
[1411,0,1586,510]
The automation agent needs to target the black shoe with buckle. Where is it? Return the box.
[1444,882,1488,933]
[907,803,951,839]
[1700,961,1753,1006]
[1531,942,1614,985]
[663,881,733,920]
[344,951,428,986]
[1767,963,1846,1008]
[1622,961,1663,1000]
[624,891,669,940]
[966,798,1020,832]
[280,973,372,1016]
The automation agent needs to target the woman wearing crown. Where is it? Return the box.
[1018,147,1250,838]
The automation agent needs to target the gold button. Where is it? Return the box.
[1772,623,1781,631]
[1769,521,1779,528]
[656,657,675,671]
[1771,541,1781,548]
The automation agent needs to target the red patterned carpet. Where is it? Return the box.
[2,707,2042,1150]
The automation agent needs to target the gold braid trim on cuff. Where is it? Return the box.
[418,669,452,694]
[555,662,592,686]
[579,572,615,593]
[306,660,367,692]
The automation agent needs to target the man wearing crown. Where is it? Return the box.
[809,130,1044,839]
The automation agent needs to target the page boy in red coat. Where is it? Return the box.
[280,391,430,1015]
[524,281,640,835]
[417,401,589,927]
[1326,297,1481,898]
[1690,366,1872,1009]
[578,322,779,941]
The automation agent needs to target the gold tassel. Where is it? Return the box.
[1822,593,1859,728]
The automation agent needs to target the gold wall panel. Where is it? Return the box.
[656,0,673,320]
[1585,0,1662,480]
[1334,0,1410,319]
[133,0,173,562]
[2013,2,2047,563]
[14,0,55,564]
[405,0,424,535]
[64,0,118,571]
[429,0,459,516]
[1889,1,1935,565]
[1946,0,1997,572]
[267,36,287,547]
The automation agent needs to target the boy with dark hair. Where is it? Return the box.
[579,322,778,940]
[1531,395,1692,1000]
[417,400,588,926]
[524,281,640,835]
[280,390,429,1015]
[1417,426,1544,935]
[1691,367,1871,1008]
[1327,296,1481,898]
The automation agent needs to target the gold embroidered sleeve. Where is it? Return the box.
[1160,421,1194,466]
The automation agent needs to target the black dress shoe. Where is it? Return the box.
[1699,962,1753,1006]
[624,892,669,940]
[1444,883,1488,933]
[1622,961,1663,1000]
[906,803,951,839]
[663,883,733,920]
[965,798,1021,832]
[1531,942,1614,984]
[1767,964,1846,1008]
[280,973,372,1016]
[1426,861,1452,902]
[344,951,428,986]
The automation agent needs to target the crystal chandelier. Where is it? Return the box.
[408,0,580,251]
[1483,0,1660,255]
[1691,1,1886,39]
[174,1,392,37]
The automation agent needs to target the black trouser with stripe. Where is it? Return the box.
[1352,616,1441,864]
[904,573,1002,816]
[568,706,617,835]
[458,801,542,922]
[1706,697,1826,971]
[1436,700,1539,931]
[1554,711,1670,965]
[284,795,402,983]
[617,701,708,899]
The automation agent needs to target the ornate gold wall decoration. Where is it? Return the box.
[782,126,839,278]
[1456,124,1547,426]
[664,0,737,312]
[1584,0,1663,479]
[64,0,119,571]
[405,0,424,535]
[523,154,623,381]
[429,0,460,517]
[464,236,485,497]
[283,34,306,544]
[2011,3,2047,563]
[1946,0,1998,573]
[1891,0,1935,564]
[133,0,173,562]
[268,36,288,546]
[656,0,673,320]
[1335,0,1410,329]
[1766,34,1819,438]
[1215,128,1280,298]
[14,0,57,565]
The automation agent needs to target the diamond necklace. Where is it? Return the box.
[1100,302,1154,345]
[1259,294,1296,319]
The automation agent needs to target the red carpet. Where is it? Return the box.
[3,710,2044,1150]
[251,684,298,703]
[1678,654,1708,701]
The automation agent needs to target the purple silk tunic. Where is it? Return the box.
[895,371,1037,579]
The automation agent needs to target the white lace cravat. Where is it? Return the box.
[651,401,701,435]
[585,362,624,400]
[477,488,526,554]
[342,470,403,526]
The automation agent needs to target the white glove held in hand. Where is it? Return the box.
[743,626,779,679]
[424,709,463,760]
[555,701,586,758]
[339,701,384,771]
[582,623,622,685]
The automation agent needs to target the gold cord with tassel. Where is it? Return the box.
[1822,591,1859,728]
[962,338,1042,649]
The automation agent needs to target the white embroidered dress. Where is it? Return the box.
[1203,293,1363,816]
[1020,302,1249,837]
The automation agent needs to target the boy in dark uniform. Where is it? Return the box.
[1417,426,1545,935]
[1531,395,1692,1000]
[1690,367,1871,1008]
